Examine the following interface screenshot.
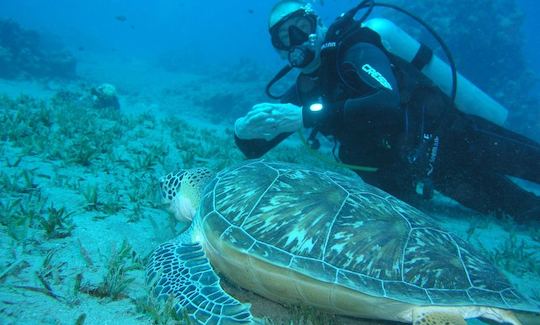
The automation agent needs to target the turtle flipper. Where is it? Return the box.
[412,308,466,325]
[147,227,253,324]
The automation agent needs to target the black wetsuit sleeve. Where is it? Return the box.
[234,85,299,159]
[303,43,400,131]
[234,132,294,159]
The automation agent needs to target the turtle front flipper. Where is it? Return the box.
[147,227,253,324]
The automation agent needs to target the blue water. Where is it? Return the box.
[0,0,278,67]
[1,1,538,68]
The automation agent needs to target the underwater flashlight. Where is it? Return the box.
[309,102,324,112]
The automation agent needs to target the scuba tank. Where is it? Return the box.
[363,18,508,125]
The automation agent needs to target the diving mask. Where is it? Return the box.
[270,8,318,51]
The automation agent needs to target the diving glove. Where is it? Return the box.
[234,103,302,141]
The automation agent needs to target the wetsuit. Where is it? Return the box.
[235,28,540,221]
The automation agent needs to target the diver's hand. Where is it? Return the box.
[234,103,302,141]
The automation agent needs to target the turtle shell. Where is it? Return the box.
[198,160,538,312]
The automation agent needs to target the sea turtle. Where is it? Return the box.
[146,160,540,324]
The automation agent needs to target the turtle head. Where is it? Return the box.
[159,168,214,221]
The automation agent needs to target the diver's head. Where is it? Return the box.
[269,0,326,72]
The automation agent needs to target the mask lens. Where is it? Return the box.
[288,25,309,47]
[271,11,316,50]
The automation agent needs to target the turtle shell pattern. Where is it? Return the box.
[198,160,538,312]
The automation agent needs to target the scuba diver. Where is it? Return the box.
[233,0,540,222]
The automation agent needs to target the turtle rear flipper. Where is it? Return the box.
[147,227,253,324]
[412,307,522,325]
[412,310,466,325]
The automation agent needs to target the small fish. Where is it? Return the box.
[248,9,254,14]
[115,15,127,22]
